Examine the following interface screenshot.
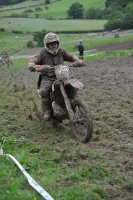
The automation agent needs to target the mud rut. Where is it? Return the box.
[1,42,133,198]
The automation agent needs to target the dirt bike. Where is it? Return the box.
[48,64,93,143]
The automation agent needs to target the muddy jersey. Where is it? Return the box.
[28,48,82,80]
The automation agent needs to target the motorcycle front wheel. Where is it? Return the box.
[70,98,93,143]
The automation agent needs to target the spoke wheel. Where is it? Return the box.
[71,98,93,143]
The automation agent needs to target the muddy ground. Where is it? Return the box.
[1,41,133,199]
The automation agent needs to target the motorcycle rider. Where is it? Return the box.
[28,32,86,127]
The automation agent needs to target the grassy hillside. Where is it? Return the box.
[0,0,106,33]
[0,0,106,19]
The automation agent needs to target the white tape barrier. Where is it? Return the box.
[0,148,54,200]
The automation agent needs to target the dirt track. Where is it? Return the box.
[1,41,133,199]
[95,40,133,51]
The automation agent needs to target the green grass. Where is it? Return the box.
[85,49,133,61]
[61,33,133,50]
[0,32,34,55]
[0,18,107,33]
[0,129,118,200]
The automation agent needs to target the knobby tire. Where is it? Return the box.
[70,98,93,143]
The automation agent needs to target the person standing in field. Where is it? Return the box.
[78,42,84,60]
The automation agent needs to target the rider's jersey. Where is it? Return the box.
[28,48,81,80]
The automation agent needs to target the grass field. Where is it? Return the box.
[0,18,107,33]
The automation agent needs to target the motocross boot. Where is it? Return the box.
[41,97,53,128]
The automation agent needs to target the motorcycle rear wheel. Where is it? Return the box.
[70,98,93,143]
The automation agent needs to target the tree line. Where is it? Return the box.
[67,0,133,30]
[0,0,50,5]
[0,0,26,5]
[104,0,133,30]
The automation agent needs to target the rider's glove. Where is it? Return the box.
[34,65,54,72]
[29,63,36,72]
[69,60,87,68]
[47,65,54,72]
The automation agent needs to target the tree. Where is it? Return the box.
[108,11,124,20]
[0,0,26,5]
[67,2,84,19]
[105,0,133,9]
[105,0,113,8]
[104,0,133,30]
[45,0,50,4]
[104,18,123,30]
[117,0,133,8]
[35,13,39,18]
[86,8,103,19]
[11,0,19,3]
[104,11,124,30]
[125,2,133,13]
[33,29,49,47]
[109,2,122,12]
[123,12,133,29]
[85,8,96,19]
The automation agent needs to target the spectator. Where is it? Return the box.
[78,42,84,60]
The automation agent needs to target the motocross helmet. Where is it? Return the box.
[44,32,59,55]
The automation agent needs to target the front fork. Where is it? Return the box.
[59,83,75,122]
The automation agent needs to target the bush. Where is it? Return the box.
[35,14,39,18]
[108,11,124,21]
[45,5,49,10]
[33,29,49,47]
[123,12,133,29]
[0,28,6,32]
[45,0,50,4]
[104,18,123,30]
[11,13,19,17]
[20,13,28,18]
[26,41,34,48]
[24,9,34,13]
[35,7,43,12]
[12,30,23,34]
[86,8,104,19]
